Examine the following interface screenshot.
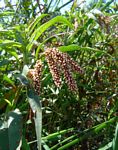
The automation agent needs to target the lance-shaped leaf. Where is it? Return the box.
[27,16,73,51]
[59,44,106,53]
[0,11,15,17]
[0,40,22,49]
[27,88,42,150]
[28,14,49,35]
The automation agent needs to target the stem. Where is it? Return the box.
[58,117,118,150]
[55,0,73,11]
[51,134,77,150]
[42,128,74,141]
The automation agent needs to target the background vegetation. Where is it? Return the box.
[0,0,118,149]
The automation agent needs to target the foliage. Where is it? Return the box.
[0,0,118,149]
[0,109,22,150]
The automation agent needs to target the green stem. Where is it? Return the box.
[55,0,73,11]
[51,134,77,150]
[58,117,118,150]
[42,128,74,141]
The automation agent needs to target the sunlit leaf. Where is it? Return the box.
[28,14,49,35]
[3,74,15,88]
[0,40,22,48]
[27,16,73,51]
[98,141,112,150]
[59,44,106,54]
[0,11,15,17]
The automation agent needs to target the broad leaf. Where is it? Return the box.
[0,109,22,150]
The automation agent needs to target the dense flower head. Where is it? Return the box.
[27,48,83,93]
[45,49,61,87]
[27,60,42,95]
[45,47,83,92]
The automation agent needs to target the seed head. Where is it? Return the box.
[27,60,42,95]
[45,48,61,87]
[45,47,83,92]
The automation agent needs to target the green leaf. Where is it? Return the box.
[15,65,29,86]
[16,74,29,86]
[42,140,50,150]
[0,46,19,61]
[42,128,74,141]
[0,59,10,67]
[58,44,106,54]
[101,0,114,11]
[59,44,79,52]
[27,88,42,150]
[0,40,22,49]
[112,123,118,150]
[0,109,22,150]
[98,141,112,150]
[0,11,15,17]
[22,136,30,150]
[27,88,41,112]
[3,75,15,88]
[57,117,117,150]
[27,16,73,51]
[22,65,29,76]
[9,51,19,60]
[0,29,13,36]
[28,14,49,35]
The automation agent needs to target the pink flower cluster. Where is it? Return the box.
[27,60,42,95]
[45,47,83,92]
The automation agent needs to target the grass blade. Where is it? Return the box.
[57,117,118,150]
[112,123,118,150]
[27,16,73,51]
